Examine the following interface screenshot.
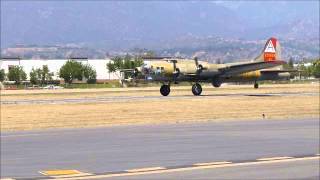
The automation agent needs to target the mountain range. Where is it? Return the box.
[1,1,319,50]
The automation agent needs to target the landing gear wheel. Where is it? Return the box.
[192,83,202,96]
[160,85,170,96]
[212,79,222,88]
[254,82,259,89]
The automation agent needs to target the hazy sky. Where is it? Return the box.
[1,1,319,48]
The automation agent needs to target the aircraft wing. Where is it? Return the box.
[219,60,285,77]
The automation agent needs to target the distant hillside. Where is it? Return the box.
[2,37,318,63]
[1,1,319,49]
[157,37,319,63]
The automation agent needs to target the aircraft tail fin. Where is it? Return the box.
[255,37,281,62]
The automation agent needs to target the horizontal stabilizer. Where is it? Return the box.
[260,69,299,73]
[221,60,285,76]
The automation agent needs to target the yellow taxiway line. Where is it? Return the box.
[38,170,92,179]
[39,170,81,176]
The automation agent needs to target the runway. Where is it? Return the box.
[1,118,319,179]
[109,158,319,180]
[1,92,317,105]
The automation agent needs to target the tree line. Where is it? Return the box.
[284,58,320,78]
[0,58,319,85]
[107,55,143,73]
[0,55,143,85]
[106,55,144,79]
[0,60,97,85]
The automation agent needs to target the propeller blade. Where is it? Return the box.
[194,57,203,74]
[171,60,179,83]
[194,57,199,66]
[173,61,177,72]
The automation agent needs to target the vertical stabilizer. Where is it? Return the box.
[255,37,281,62]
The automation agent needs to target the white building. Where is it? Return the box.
[293,62,313,68]
[0,58,120,81]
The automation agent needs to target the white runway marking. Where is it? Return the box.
[50,156,319,180]
[126,167,166,173]
[257,156,293,161]
[193,161,231,166]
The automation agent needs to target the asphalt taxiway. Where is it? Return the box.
[108,158,319,180]
[1,118,319,179]
[1,92,317,105]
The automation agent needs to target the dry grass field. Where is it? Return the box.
[1,83,319,131]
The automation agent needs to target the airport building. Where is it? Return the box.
[0,58,120,81]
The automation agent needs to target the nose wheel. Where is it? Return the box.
[254,82,259,89]
[160,84,170,96]
[192,83,202,96]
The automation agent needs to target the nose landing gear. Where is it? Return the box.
[192,83,202,96]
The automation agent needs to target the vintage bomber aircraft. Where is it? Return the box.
[133,37,291,96]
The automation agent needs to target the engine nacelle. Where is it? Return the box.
[133,67,141,77]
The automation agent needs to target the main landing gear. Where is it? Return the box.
[254,82,259,89]
[160,83,202,96]
[160,84,170,96]
[212,78,222,88]
[192,83,202,96]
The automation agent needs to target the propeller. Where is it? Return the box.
[133,68,139,78]
[194,57,204,74]
[171,60,180,84]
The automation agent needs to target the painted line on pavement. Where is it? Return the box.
[193,161,232,166]
[126,167,166,173]
[4,154,319,180]
[50,173,93,179]
[53,156,320,180]
[39,170,82,176]
[38,170,92,178]
[257,156,293,161]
